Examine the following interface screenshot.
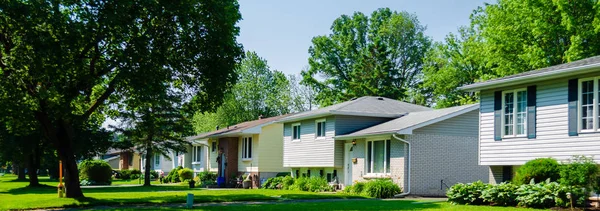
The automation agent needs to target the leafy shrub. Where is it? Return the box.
[178,168,194,182]
[262,177,284,189]
[78,160,112,186]
[446,180,489,205]
[515,179,585,208]
[281,175,294,190]
[344,181,366,195]
[129,169,141,179]
[151,170,159,179]
[197,171,217,183]
[165,166,183,183]
[307,177,333,192]
[120,170,134,180]
[514,158,560,185]
[363,179,401,198]
[559,155,599,190]
[481,182,518,206]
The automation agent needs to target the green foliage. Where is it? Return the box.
[302,8,432,106]
[78,160,112,186]
[515,179,585,208]
[363,179,401,198]
[281,176,295,190]
[192,51,292,132]
[446,181,489,205]
[262,177,284,189]
[423,0,600,108]
[344,182,367,195]
[165,166,183,183]
[514,158,560,185]
[197,171,218,183]
[289,177,333,192]
[481,182,518,206]
[178,168,194,182]
[559,155,599,190]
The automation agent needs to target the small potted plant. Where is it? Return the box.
[242,174,252,189]
[178,168,195,188]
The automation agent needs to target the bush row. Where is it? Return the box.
[117,169,142,180]
[513,156,599,190]
[447,180,586,208]
[343,179,402,198]
[194,171,217,187]
[261,176,333,192]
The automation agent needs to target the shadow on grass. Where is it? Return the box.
[3,184,191,195]
[64,193,279,208]
[279,193,367,200]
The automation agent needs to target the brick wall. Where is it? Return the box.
[407,133,488,196]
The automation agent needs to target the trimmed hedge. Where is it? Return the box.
[514,158,560,185]
[178,168,194,182]
[79,159,112,186]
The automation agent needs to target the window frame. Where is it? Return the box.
[292,123,301,141]
[154,154,160,166]
[501,88,528,138]
[365,139,391,176]
[241,136,253,160]
[315,119,326,138]
[578,77,600,133]
[192,145,202,163]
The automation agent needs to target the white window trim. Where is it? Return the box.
[192,145,202,164]
[578,77,600,133]
[315,118,326,138]
[292,123,301,141]
[154,154,160,165]
[241,136,253,160]
[501,88,528,138]
[365,139,391,177]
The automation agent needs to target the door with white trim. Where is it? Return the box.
[344,143,353,186]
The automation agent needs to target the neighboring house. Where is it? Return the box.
[335,104,488,196]
[100,148,142,170]
[279,96,462,193]
[186,114,292,187]
[460,55,600,184]
[140,151,178,176]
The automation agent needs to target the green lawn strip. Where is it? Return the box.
[0,175,364,210]
[83,200,547,211]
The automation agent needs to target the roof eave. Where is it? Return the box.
[334,132,395,140]
[459,63,600,92]
[275,113,332,123]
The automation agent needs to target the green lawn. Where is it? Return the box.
[0,174,543,210]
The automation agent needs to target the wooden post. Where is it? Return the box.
[58,160,64,198]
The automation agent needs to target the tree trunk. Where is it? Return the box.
[27,147,40,186]
[57,144,84,197]
[144,148,152,186]
[17,162,26,180]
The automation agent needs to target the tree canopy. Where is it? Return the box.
[302,8,432,106]
[423,0,600,108]
[0,0,243,197]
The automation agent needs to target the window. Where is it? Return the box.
[211,142,216,152]
[127,152,133,166]
[316,119,326,137]
[154,154,160,165]
[292,123,301,140]
[193,146,202,162]
[579,77,600,132]
[502,89,527,137]
[242,137,252,159]
[366,140,391,174]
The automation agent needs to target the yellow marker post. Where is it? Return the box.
[58,160,64,198]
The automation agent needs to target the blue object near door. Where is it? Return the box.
[217,176,225,187]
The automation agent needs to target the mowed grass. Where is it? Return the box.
[0,175,363,210]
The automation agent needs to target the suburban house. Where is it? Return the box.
[278,96,487,196]
[186,114,291,187]
[335,104,488,196]
[100,148,141,171]
[140,150,188,176]
[460,55,600,184]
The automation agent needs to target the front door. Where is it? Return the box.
[344,143,353,187]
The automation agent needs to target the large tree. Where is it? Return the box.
[424,0,600,108]
[0,0,242,197]
[193,51,290,133]
[302,8,431,106]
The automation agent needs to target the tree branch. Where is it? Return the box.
[79,72,120,121]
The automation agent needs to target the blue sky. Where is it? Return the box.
[237,0,489,75]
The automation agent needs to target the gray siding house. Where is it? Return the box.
[279,96,488,196]
[461,55,600,184]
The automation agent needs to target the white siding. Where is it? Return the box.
[283,116,336,167]
[412,110,479,136]
[480,77,600,165]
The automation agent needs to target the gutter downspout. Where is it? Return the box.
[392,133,411,197]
